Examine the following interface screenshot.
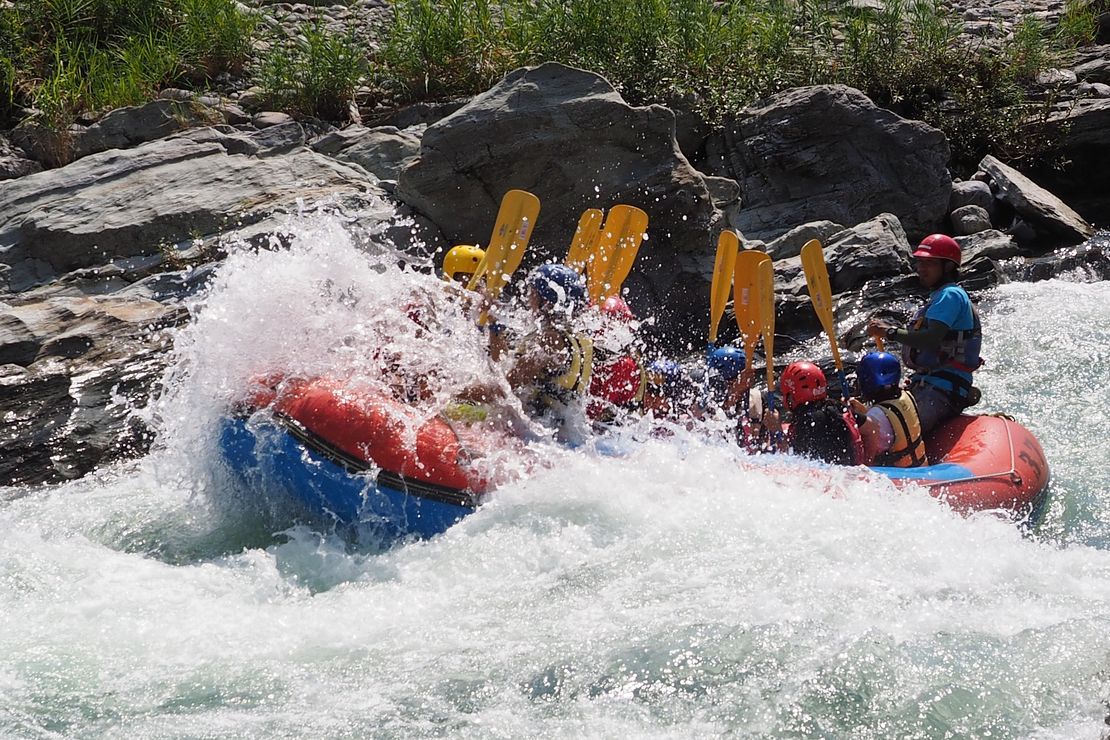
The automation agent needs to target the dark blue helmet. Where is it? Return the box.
[647,359,683,397]
[857,351,901,399]
[706,346,745,384]
[527,263,586,311]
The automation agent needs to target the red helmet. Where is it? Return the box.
[599,295,634,321]
[780,361,828,410]
[912,234,961,266]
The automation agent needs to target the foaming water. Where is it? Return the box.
[3,215,1110,738]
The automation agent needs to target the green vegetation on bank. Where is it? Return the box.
[1,0,1103,174]
[0,0,255,129]
[381,0,1101,172]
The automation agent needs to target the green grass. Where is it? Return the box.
[2,0,1101,178]
[0,0,256,131]
[377,0,1092,174]
[256,20,368,120]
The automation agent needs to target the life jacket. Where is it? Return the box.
[532,330,594,414]
[873,390,928,467]
[789,400,864,466]
[902,299,983,374]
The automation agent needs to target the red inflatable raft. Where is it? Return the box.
[872,413,1051,518]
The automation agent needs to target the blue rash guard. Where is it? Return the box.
[909,284,977,393]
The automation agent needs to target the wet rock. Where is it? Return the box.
[397,62,721,334]
[711,85,951,242]
[951,205,993,235]
[957,229,1022,265]
[979,154,1094,246]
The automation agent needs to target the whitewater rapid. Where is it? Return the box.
[2,216,1109,738]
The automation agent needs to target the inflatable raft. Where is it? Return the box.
[219,376,509,541]
[872,412,1051,521]
[220,377,1051,542]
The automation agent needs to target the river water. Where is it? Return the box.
[2,218,1109,738]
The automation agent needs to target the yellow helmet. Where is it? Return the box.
[443,245,485,281]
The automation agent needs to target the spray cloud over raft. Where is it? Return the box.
[3,214,1110,736]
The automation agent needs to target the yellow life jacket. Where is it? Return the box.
[875,390,928,467]
[550,331,594,394]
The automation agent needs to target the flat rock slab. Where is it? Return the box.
[979,155,1094,244]
[0,137,377,292]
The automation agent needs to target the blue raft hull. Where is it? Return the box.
[219,417,478,542]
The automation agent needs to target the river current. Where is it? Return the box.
[3,216,1109,738]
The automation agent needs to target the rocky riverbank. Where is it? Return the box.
[1,38,1108,487]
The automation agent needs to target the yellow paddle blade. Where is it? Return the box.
[565,208,603,274]
[468,189,541,299]
[757,256,775,389]
[588,204,649,303]
[733,250,768,370]
[799,238,843,371]
[709,230,739,345]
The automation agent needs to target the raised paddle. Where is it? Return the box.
[588,204,649,303]
[757,255,775,391]
[468,189,540,295]
[468,189,540,324]
[709,230,739,346]
[733,250,769,373]
[565,208,603,274]
[799,239,848,394]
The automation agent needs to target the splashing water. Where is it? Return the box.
[3,215,1110,738]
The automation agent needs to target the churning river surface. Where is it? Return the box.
[3,219,1110,739]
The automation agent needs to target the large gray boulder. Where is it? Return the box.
[710,85,951,243]
[979,155,1094,245]
[313,125,422,180]
[0,137,378,292]
[396,62,721,328]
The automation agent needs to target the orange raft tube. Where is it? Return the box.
[871,414,1051,519]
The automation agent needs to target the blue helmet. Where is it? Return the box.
[647,359,683,397]
[857,351,902,399]
[707,346,745,384]
[527,263,586,311]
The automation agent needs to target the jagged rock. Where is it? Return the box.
[823,213,913,293]
[1074,46,1110,83]
[709,85,951,242]
[0,137,380,293]
[765,220,845,260]
[956,229,1022,265]
[979,155,1094,245]
[1032,97,1110,222]
[0,136,42,180]
[397,62,721,333]
[1012,237,1110,282]
[951,205,993,235]
[704,176,741,229]
[313,125,421,180]
[772,213,912,338]
[950,180,995,213]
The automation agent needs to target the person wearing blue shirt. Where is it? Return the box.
[868,234,982,434]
